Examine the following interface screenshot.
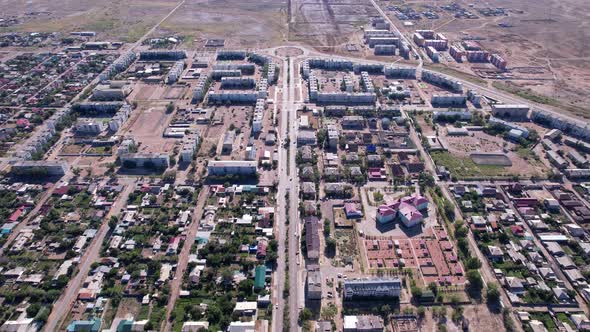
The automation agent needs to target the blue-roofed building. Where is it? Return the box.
[66,319,101,332]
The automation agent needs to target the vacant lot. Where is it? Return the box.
[153,0,287,48]
[1,0,180,42]
[431,150,546,179]
[393,0,590,118]
[124,103,176,153]
[290,0,379,50]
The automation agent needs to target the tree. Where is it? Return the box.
[26,303,41,317]
[487,283,500,303]
[465,257,482,270]
[166,102,175,114]
[321,304,337,320]
[428,282,438,295]
[417,306,426,319]
[325,238,336,254]
[299,308,313,322]
[238,279,254,297]
[323,219,331,237]
[467,270,483,290]
[411,286,423,299]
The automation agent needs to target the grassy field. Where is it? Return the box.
[492,81,590,120]
[424,64,487,85]
[430,151,511,179]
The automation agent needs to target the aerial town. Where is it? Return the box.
[0,0,589,331]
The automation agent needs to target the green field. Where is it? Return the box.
[492,81,590,120]
[430,151,510,179]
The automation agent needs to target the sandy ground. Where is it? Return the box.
[388,0,590,117]
[0,0,180,42]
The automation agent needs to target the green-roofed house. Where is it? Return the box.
[66,319,101,332]
[254,265,266,290]
[116,320,133,332]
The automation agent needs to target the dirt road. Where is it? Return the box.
[43,179,136,332]
[163,186,210,330]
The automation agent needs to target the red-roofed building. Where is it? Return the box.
[376,194,429,227]
[344,202,363,219]
[256,241,267,259]
[8,206,25,222]
[16,118,30,128]
[510,225,524,236]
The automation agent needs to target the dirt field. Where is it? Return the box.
[153,0,288,49]
[0,0,180,42]
[290,0,379,50]
[124,103,176,153]
[388,0,590,118]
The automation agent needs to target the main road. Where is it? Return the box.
[272,51,303,332]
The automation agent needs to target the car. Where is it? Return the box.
[275,304,279,309]
[337,273,343,278]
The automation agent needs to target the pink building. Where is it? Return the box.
[376,194,429,227]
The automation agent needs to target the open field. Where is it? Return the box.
[290,0,379,51]
[153,0,288,49]
[0,0,180,42]
[386,0,590,118]
[431,150,545,180]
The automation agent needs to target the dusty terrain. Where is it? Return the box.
[290,0,379,51]
[388,0,590,118]
[0,0,180,42]
[154,0,288,49]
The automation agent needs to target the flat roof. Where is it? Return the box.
[208,160,257,167]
